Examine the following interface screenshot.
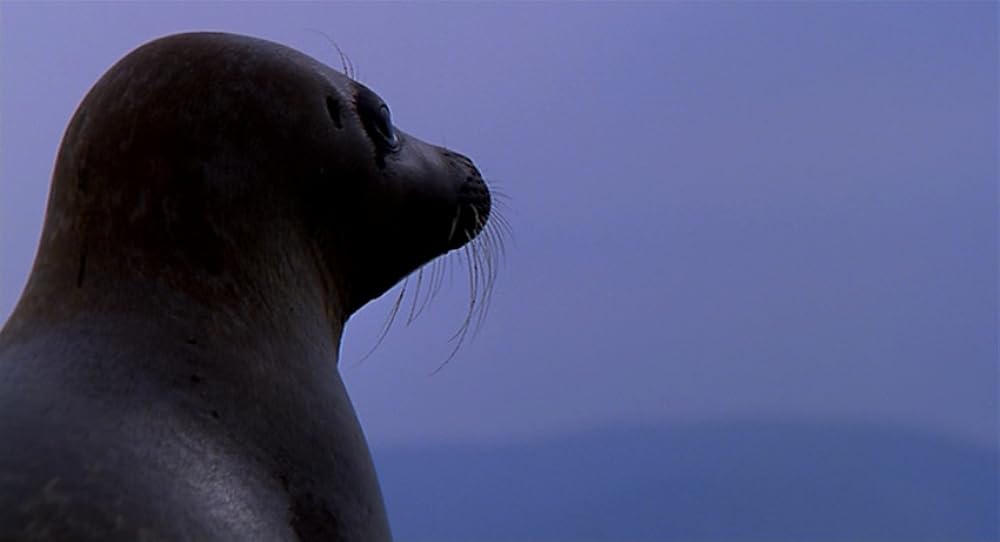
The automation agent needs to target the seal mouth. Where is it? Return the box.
[446,179,491,251]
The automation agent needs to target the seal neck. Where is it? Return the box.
[3,223,348,376]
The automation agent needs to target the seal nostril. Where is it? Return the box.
[325,96,342,129]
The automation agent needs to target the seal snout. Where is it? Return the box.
[446,171,491,251]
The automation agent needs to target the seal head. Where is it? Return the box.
[0,32,493,541]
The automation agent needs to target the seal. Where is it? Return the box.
[0,32,496,541]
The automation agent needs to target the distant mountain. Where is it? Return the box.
[373,420,998,542]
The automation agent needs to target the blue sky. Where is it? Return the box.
[0,2,996,450]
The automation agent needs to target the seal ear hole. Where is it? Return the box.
[325,96,343,129]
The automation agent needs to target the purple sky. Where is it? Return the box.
[0,3,996,449]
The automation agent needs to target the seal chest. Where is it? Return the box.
[0,32,494,541]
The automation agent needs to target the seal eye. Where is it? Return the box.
[355,86,401,166]
[373,104,399,150]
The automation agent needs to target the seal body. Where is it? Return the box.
[0,32,491,541]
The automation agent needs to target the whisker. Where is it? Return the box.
[306,29,357,80]
[430,253,448,301]
[431,235,479,375]
[406,267,425,324]
[447,208,461,242]
[354,278,407,365]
